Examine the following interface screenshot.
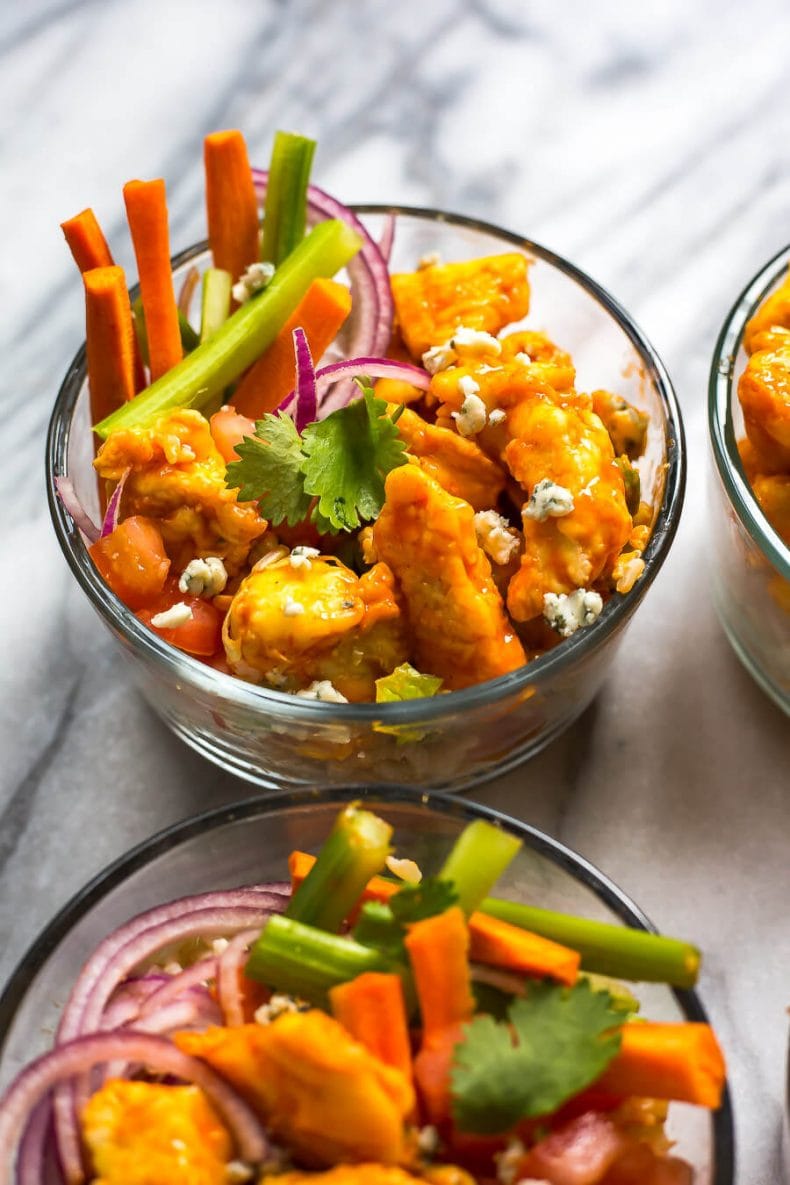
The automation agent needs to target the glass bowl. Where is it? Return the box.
[47,208,685,790]
[0,786,733,1183]
[708,244,790,714]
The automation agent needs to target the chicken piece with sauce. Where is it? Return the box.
[392,407,505,511]
[373,465,526,688]
[737,345,790,471]
[223,552,408,701]
[81,1079,232,1185]
[94,408,267,574]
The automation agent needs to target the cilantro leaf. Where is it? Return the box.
[451,980,623,1134]
[389,877,458,924]
[225,412,312,526]
[353,878,458,959]
[375,663,443,703]
[301,386,408,531]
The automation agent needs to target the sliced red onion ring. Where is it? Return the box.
[16,1098,52,1185]
[277,356,430,422]
[217,929,261,1029]
[178,265,200,318]
[0,1032,269,1185]
[378,213,396,265]
[292,328,317,433]
[100,974,171,1030]
[99,468,129,538]
[138,958,218,1020]
[54,477,100,544]
[54,888,287,1179]
[252,171,394,360]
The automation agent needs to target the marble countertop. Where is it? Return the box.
[2,1,789,1180]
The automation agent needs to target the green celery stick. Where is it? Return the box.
[245,915,393,1004]
[579,972,640,1014]
[287,804,392,932]
[200,267,232,343]
[439,820,523,916]
[94,218,360,438]
[480,897,700,988]
[261,131,316,266]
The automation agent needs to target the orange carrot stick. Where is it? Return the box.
[123,178,182,381]
[289,850,397,909]
[61,207,114,272]
[468,911,580,986]
[204,129,260,284]
[232,277,352,418]
[329,972,412,1080]
[405,907,475,1037]
[83,266,137,426]
[597,1022,726,1108]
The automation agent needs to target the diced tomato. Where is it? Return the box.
[516,1111,628,1185]
[89,516,170,610]
[137,585,223,657]
[210,405,256,462]
[601,1143,693,1185]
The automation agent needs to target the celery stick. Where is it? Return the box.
[94,218,360,438]
[200,267,232,343]
[438,820,523,916]
[287,804,392,932]
[480,898,700,988]
[261,131,316,266]
[245,915,393,1003]
[579,972,640,1014]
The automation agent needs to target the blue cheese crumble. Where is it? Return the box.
[543,589,604,637]
[232,261,275,304]
[524,478,575,521]
[178,556,228,597]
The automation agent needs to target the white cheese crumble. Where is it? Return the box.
[283,595,305,617]
[295,680,348,703]
[211,938,230,956]
[254,993,307,1026]
[496,1137,527,1185]
[514,350,533,365]
[417,1124,440,1156]
[232,261,275,305]
[288,545,320,570]
[150,602,193,629]
[458,374,481,399]
[453,391,488,437]
[178,556,228,597]
[422,341,457,374]
[225,1162,255,1184]
[543,589,604,638]
[474,510,520,565]
[488,407,506,426]
[451,326,502,356]
[386,855,423,883]
[524,478,575,521]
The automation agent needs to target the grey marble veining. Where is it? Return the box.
[1,1,789,1181]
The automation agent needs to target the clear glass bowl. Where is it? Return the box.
[708,245,790,714]
[47,208,685,790]
[0,786,733,1183]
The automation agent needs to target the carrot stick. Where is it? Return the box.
[289,850,397,909]
[405,907,475,1037]
[204,129,260,284]
[61,207,114,272]
[468,911,580,986]
[232,277,351,418]
[123,178,182,381]
[83,266,137,426]
[596,1022,726,1108]
[329,972,412,1079]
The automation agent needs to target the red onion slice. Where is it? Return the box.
[177,265,200,318]
[138,958,218,1019]
[99,469,129,538]
[54,477,100,544]
[277,356,430,421]
[292,328,317,433]
[217,929,261,1029]
[15,1099,52,1185]
[0,1032,269,1185]
[378,213,396,265]
[252,171,394,360]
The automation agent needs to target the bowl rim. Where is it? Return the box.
[46,204,686,724]
[708,241,790,577]
[0,784,734,1183]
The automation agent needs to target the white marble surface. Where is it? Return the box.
[1,1,789,1180]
